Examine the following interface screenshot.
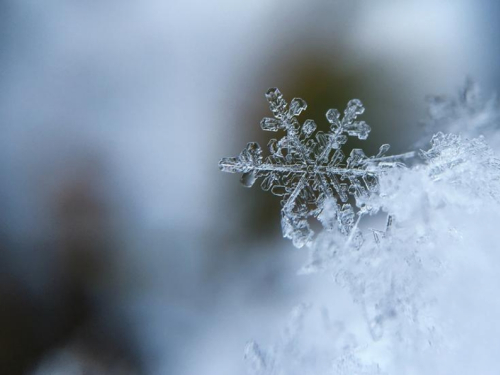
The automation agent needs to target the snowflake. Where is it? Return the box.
[219,88,413,247]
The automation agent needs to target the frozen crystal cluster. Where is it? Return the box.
[219,88,413,247]
[220,84,500,375]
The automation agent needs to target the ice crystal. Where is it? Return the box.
[422,132,497,179]
[421,132,500,208]
[219,88,413,247]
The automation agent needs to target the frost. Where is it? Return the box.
[421,132,500,208]
[219,88,413,247]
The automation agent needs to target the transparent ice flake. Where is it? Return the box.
[220,88,413,247]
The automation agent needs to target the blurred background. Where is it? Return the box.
[0,0,499,374]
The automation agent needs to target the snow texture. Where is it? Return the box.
[220,83,500,374]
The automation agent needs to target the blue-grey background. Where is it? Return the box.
[0,1,499,374]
